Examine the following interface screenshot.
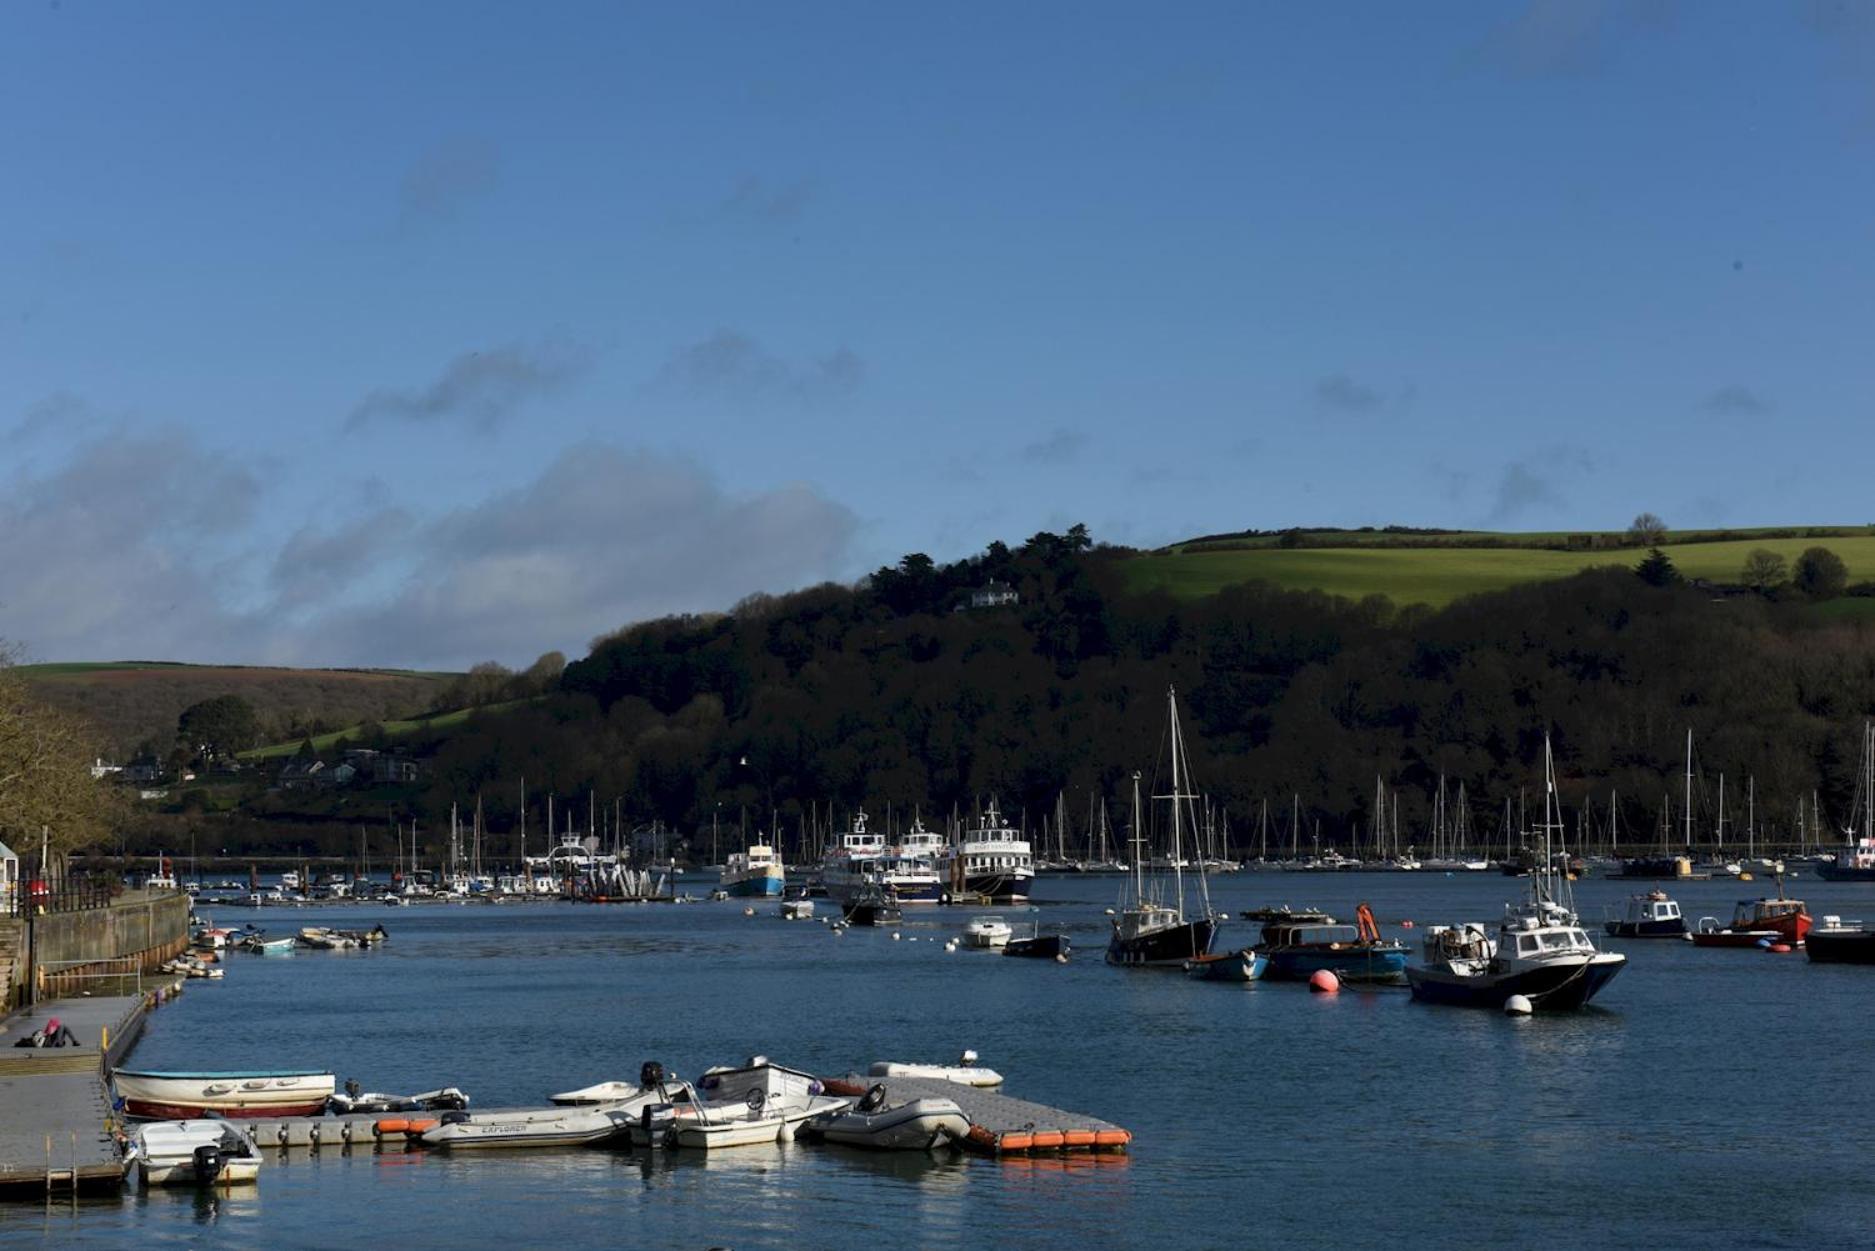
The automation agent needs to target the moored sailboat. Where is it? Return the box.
[1106,688,1220,967]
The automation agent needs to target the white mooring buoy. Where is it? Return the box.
[1504,994,1534,1016]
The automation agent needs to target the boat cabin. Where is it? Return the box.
[1617,893,1682,926]
[1259,921,1360,949]
[1502,926,1595,958]
[1736,897,1805,927]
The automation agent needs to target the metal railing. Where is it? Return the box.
[5,872,119,918]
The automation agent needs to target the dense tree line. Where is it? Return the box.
[366,529,1875,860]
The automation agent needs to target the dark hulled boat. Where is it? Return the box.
[1604,890,1687,939]
[1003,930,1071,960]
[1805,924,1875,963]
[1106,688,1221,969]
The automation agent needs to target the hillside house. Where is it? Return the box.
[964,581,1019,610]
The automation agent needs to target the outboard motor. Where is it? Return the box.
[639,1103,676,1149]
[344,1078,362,1100]
[192,1142,225,1182]
[639,1060,664,1089]
[858,1083,887,1114]
[440,1110,472,1126]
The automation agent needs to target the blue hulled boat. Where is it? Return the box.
[1255,904,1408,983]
[721,842,785,898]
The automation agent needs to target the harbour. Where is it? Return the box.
[9,868,1875,1246]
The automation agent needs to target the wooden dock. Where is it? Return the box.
[832,1075,1132,1156]
[0,994,151,1196]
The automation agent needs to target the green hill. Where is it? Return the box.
[17,662,458,757]
[1122,527,1875,608]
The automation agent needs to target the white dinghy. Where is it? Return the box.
[807,1082,970,1150]
[130,1121,263,1187]
[429,1063,694,1149]
[868,1049,1004,1088]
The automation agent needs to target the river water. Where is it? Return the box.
[4,871,1870,1249]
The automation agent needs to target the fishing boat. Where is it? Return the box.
[1603,890,1688,938]
[868,1051,1003,1087]
[941,802,1035,902]
[114,1069,336,1119]
[1256,904,1407,983]
[804,1083,970,1150]
[1686,879,1811,948]
[129,1121,262,1187]
[1107,688,1220,967]
[1805,919,1875,963]
[1407,736,1626,1011]
[962,915,1013,948]
[1183,948,1267,981]
[721,841,786,898]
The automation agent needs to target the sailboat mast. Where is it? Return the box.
[1168,690,1187,911]
[1683,728,1693,851]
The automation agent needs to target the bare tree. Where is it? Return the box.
[0,646,120,855]
[1627,513,1668,546]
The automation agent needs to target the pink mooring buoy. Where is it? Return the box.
[1309,969,1341,994]
[1770,943,1793,954]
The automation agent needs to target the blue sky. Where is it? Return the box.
[2,1,1871,668]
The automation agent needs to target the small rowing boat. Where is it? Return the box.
[114,1069,335,1119]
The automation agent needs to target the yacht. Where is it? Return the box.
[941,802,1034,902]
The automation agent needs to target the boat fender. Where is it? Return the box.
[308,1122,323,1146]
[858,1084,888,1113]
[274,1124,290,1146]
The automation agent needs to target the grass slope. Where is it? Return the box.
[16,662,459,757]
[241,700,526,760]
[1123,533,1875,607]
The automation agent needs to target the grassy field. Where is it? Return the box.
[14,662,460,757]
[241,699,528,759]
[1123,533,1875,608]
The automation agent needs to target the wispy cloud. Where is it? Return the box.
[346,342,591,433]
[651,329,863,404]
[0,425,261,659]
[1314,372,1384,414]
[1019,428,1090,464]
[304,446,860,665]
[399,137,500,226]
[1461,0,1675,79]
[1701,384,1771,415]
[9,391,97,444]
[723,175,814,223]
[1483,447,1596,525]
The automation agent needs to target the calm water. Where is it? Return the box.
[6,871,1873,1249]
